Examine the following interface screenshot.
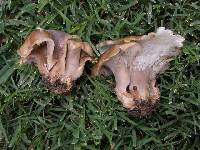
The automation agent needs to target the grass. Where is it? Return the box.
[0,0,200,149]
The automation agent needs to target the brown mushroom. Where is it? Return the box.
[18,28,93,94]
[92,27,185,117]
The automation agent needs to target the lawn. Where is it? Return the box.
[0,0,200,149]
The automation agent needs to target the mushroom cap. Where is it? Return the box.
[91,33,155,76]
[92,27,185,117]
[18,28,93,93]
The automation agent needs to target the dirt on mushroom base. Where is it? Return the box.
[42,76,75,94]
[128,98,160,117]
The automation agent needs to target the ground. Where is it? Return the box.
[0,0,200,149]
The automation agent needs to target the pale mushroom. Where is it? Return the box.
[18,28,93,93]
[92,27,185,117]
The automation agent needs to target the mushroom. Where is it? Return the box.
[92,27,185,117]
[18,28,93,94]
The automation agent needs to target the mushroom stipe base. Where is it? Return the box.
[127,99,160,117]
[42,77,73,94]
